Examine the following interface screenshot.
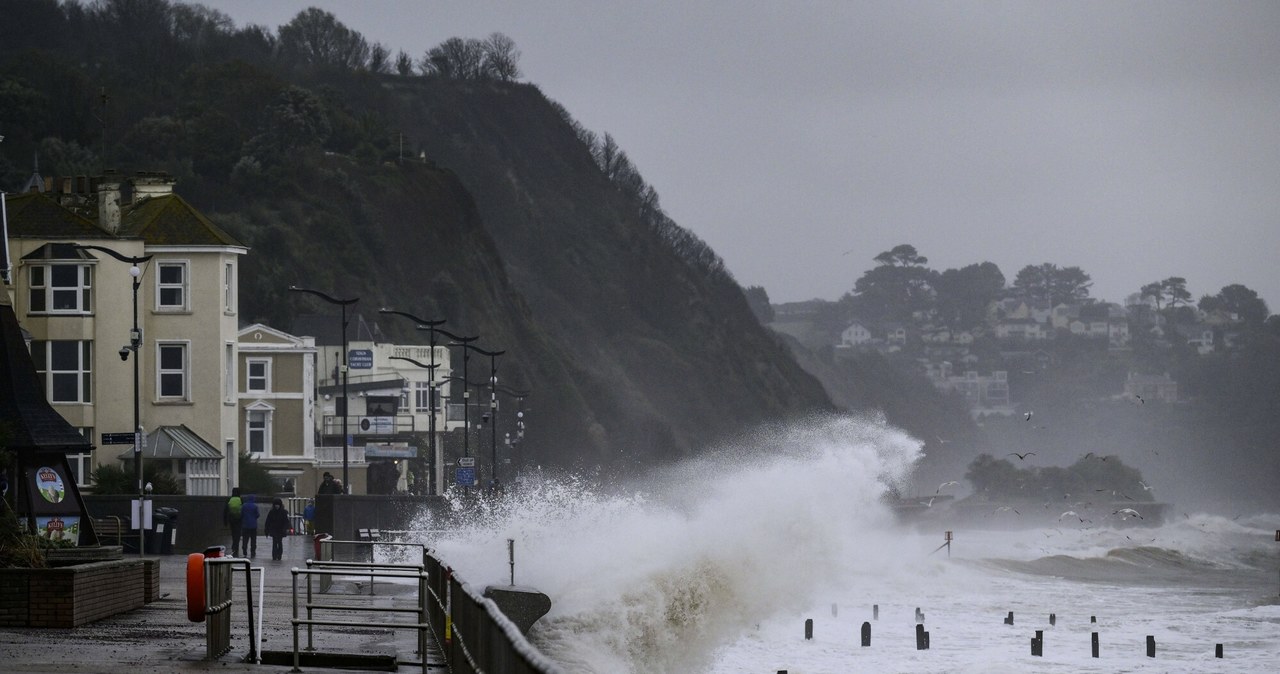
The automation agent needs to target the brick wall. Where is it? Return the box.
[0,560,151,628]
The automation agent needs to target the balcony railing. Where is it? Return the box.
[315,445,366,465]
[321,414,416,438]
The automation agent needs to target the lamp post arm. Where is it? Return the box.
[378,308,446,330]
[72,243,152,266]
[288,285,358,307]
[434,327,478,344]
[389,356,439,370]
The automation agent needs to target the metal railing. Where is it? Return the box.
[290,561,431,673]
[203,557,263,663]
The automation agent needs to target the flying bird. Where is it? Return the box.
[995,506,1021,515]
[1059,510,1078,521]
[1024,411,1034,421]
[1135,394,1144,404]
[936,481,960,494]
[1138,481,1152,491]
[1008,452,1036,460]
[920,497,937,507]
[1114,508,1143,520]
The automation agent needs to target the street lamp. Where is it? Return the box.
[74,245,150,496]
[451,344,503,489]
[289,286,358,494]
[378,308,447,495]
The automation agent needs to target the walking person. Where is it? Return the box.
[223,487,244,556]
[240,493,260,558]
[264,498,290,561]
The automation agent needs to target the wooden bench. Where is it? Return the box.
[92,516,140,548]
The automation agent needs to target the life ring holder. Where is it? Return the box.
[186,552,206,622]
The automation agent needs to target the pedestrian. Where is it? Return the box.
[223,487,243,556]
[264,498,290,561]
[317,472,342,495]
[240,493,260,558]
[302,499,315,535]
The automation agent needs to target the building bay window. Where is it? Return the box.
[28,264,92,314]
[157,261,188,310]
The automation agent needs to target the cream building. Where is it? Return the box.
[237,324,316,494]
[4,172,246,494]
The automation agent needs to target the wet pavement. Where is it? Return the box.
[0,536,448,673]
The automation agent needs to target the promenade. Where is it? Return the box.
[0,536,447,673]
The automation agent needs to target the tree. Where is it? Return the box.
[237,452,277,495]
[277,7,370,70]
[1161,277,1192,308]
[934,262,1005,330]
[744,285,775,324]
[850,245,935,323]
[367,43,391,74]
[394,50,414,76]
[482,32,521,81]
[420,37,485,79]
[1199,284,1270,327]
[1013,263,1092,306]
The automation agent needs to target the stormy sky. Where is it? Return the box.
[206,0,1280,309]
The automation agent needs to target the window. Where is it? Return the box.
[414,381,432,413]
[31,340,92,403]
[28,264,92,314]
[224,262,234,313]
[247,410,269,453]
[224,343,235,402]
[156,261,188,310]
[246,358,271,392]
[157,342,189,400]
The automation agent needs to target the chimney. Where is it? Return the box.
[131,171,176,204]
[98,170,122,234]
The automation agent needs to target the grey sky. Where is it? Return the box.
[205,1,1280,308]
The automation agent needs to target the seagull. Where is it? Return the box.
[995,506,1021,515]
[1114,508,1143,520]
[1024,411,1034,421]
[920,497,937,507]
[1135,394,1144,404]
[1007,452,1036,460]
[1084,452,1095,460]
[1138,481,1152,491]
[936,481,960,494]
[1059,510,1078,521]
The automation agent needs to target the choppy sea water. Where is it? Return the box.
[402,415,1280,673]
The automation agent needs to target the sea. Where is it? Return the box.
[404,415,1280,673]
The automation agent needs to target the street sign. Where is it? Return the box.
[455,467,476,486]
[458,457,476,467]
[348,349,374,369]
[101,432,135,445]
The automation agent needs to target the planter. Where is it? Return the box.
[0,558,159,627]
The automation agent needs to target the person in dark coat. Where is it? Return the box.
[240,493,260,558]
[264,498,291,561]
[317,472,342,495]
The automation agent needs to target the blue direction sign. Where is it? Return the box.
[348,349,374,369]
[455,467,477,486]
[101,432,136,445]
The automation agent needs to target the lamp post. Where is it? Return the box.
[449,345,503,489]
[378,309,447,495]
[75,244,151,555]
[289,286,358,494]
[387,355,438,494]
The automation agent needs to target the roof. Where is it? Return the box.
[3,192,106,238]
[116,425,224,461]
[119,194,244,247]
[0,289,93,453]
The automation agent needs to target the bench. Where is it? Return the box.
[93,515,140,549]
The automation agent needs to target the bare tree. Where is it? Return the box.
[420,37,485,79]
[394,49,414,76]
[482,32,521,81]
[367,42,390,73]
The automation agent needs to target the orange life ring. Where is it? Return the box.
[186,552,206,623]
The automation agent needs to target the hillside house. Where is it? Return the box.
[1124,371,1178,403]
[838,321,873,348]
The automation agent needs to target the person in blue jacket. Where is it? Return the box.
[240,493,261,558]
